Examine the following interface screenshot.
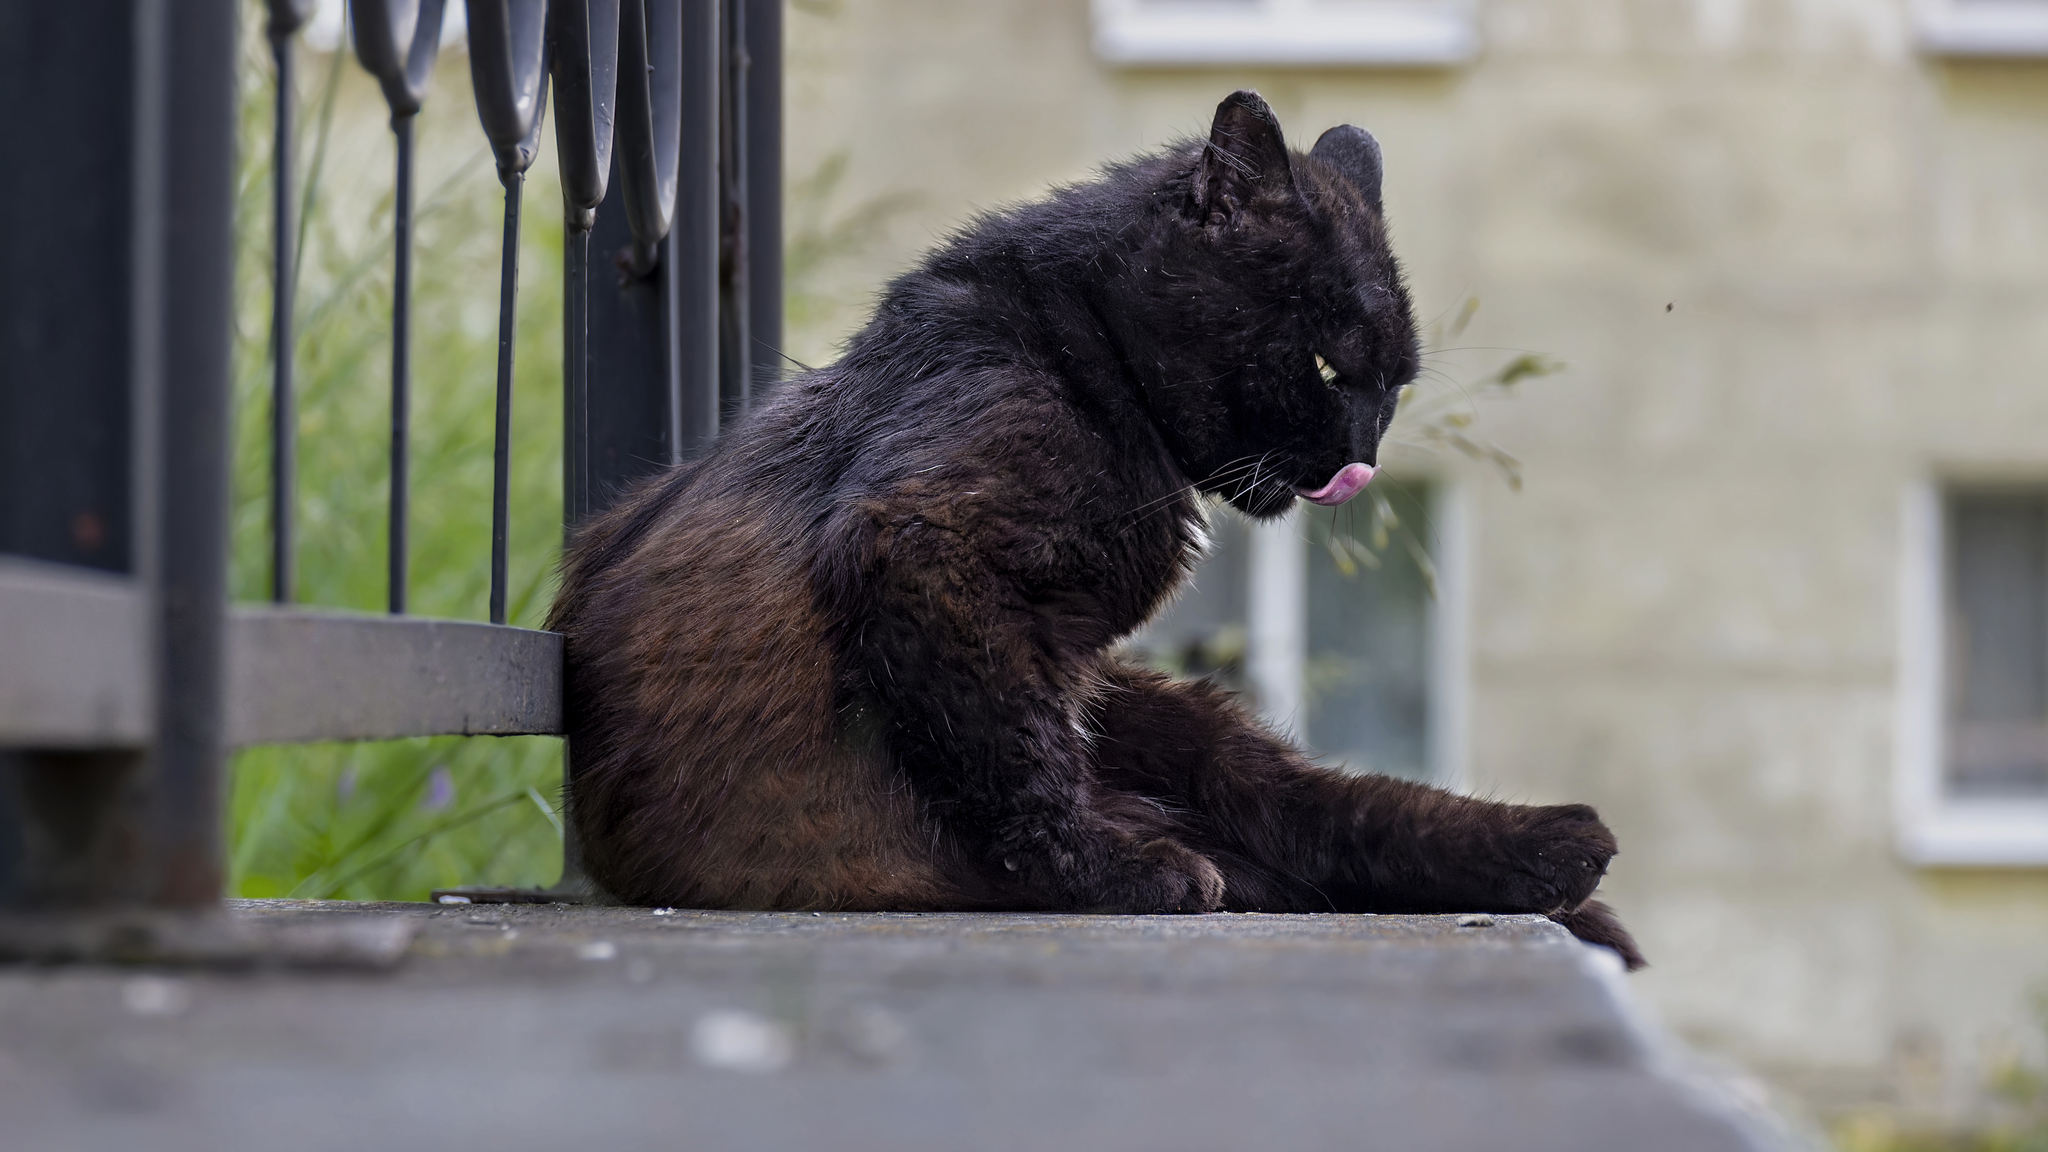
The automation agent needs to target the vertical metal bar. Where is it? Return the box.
[552,0,621,534]
[677,0,722,455]
[490,174,524,626]
[152,0,238,904]
[564,227,592,532]
[389,113,416,615]
[349,0,441,612]
[130,0,169,609]
[743,0,780,396]
[587,158,676,496]
[663,213,684,465]
[584,0,684,491]
[717,0,749,420]
[269,31,298,604]
[465,0,549,621]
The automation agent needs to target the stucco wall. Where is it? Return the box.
[781,0,2048,1122]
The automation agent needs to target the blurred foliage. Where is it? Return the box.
[1832,993,2048,1152]
[226,24,566,900]
[1386,295,1563,495]
[1138,619,1251,694]
[1321,297,1562,587]
[782,148,920,367]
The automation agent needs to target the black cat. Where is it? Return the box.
[550,90,1643,969]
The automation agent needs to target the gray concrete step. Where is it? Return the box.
[0,900,1800,1151]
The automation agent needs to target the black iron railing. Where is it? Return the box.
[0,0,779,926]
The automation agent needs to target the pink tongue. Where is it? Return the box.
[1297,463,1376,506]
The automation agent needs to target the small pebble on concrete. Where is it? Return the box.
[1457,914,1495,928]
[121,976,192,1017]
[691,1009,793,1073]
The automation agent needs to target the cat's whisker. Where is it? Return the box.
[1115,453,1281,540]
[1120,455,1265,520]
[1238,458,1263,500]
[1420,343,1548,358]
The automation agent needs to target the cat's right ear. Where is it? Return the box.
[1311,125,1384,210]
[1191,90,1296,227]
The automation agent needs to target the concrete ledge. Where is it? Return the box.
[0,560,149,748]
[0,586,563,749]
[225,609,562,745]
[0,902,1797,1152]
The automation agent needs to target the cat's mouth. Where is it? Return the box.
[1296,463,1376,506]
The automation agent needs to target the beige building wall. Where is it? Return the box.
[782,0,2048,1124]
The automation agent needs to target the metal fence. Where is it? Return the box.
[0,0,778,921]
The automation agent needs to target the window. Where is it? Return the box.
[1914,0,2048,57]
[1948,494,2048,797]
[1091,0,1479,68]
[1895,482,2048,865]
[1127,479,1467,784]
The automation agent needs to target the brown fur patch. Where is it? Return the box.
[559,491,966,910]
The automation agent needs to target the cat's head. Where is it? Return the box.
[1121,91,1419,520]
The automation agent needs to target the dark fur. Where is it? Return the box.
[550,92,1645,970]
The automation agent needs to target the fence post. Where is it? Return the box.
[0,0,237,916]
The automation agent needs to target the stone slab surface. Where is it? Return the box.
[0,900,1797,1152]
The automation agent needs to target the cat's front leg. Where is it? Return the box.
[1412,797,1617,918]
[848,516,1224,914]
[1091,664,1643,966]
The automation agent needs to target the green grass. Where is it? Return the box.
[225,29,566,900]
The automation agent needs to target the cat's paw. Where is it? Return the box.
[1090,838,1225,914]
[1549,899,1647,971]
[1496,803,1617,913]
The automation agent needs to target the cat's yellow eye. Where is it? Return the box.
[1316,353,1339,385]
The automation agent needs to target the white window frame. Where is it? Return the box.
[1243,479,1470,788]
[1428,479,1473,792]
[1091,0,1479,68]
[1913,0,2048,57]
[1894,480,2048,866]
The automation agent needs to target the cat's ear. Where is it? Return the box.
[1191,90,1296,226]
[1311,125,1384,210]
